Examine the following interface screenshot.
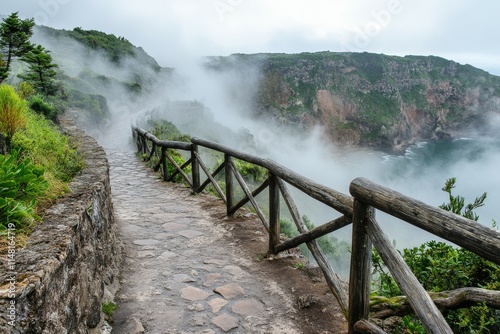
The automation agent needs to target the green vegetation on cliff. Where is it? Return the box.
[372,178,499,333]
[68,27,135,64]
[206,52,500,152]
[0,84,84,237]
[31,25,174,123]
[36,25,161,70]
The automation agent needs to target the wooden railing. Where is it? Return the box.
[132,126,500,334]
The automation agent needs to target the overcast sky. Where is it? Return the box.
[2,0,500,75]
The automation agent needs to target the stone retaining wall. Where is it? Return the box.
[0,114,121,333]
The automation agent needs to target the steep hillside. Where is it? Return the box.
[27,24,500,153]
[206,52,500,152]
[30,25,176,123]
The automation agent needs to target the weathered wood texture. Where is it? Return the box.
[274,215,350,253]
[193,151,226,202]
[191,144,200,191]
[161,147,168,181]
[133,127,500,334]
[165,154,192,186]
[353,320,387,334]
[350,177,500,265]
[268,174,280,254]
[276,178,349,315]
[348,200,373,334]
[224,154,234,217]
[192,137,353,216]
[229,178,270,216]
[366,216,453,334]
[227,159,269,231]
[371,287,500,319]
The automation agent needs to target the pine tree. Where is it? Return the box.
[0,12,35,83]
[18,45,59,95]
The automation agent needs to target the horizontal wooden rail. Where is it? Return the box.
[132,126,500,334]
[274,215,350,253]
[229,178,270,216]
[192,137,354,216]
[348,177,500,333]
[350,177,500,265]
[136,127,193,150]
[276,177,349,314]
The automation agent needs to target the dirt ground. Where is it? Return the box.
[200,198,349,334]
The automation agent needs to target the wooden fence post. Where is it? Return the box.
[348,199,373,334]
[191,144,200,192]
[136,134,141,153]
[268,174,280,254]
[131,127,139,152]
[142,136,148,156]
[161,147,168,181]
[136,133,143,154]
[225,154,234,216]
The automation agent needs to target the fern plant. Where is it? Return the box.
[0,148,48,232]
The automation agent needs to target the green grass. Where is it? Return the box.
[0,85,83,239]
[7,104,85,224]
[102,301,118,320]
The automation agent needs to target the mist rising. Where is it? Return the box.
[149,59,500,250]
[33,27,500,250]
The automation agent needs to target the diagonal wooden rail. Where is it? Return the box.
[132,126,500,334]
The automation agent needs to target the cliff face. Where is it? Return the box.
[208,52,500,152]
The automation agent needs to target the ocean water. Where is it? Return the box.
[380,138,500,222]
[370,137,500,247]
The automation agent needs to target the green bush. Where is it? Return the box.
[398,242,499,333]
[0,85,28,150]
[29,94,57,121]
[146,121,193,183]
[102,301,118,320]
[0,148,48,232]
[149,119,191,142]
[371,179,500,333]
[280,215,350,269]
[11,108,85,211]
[69,27,135,64]
[66,88,109,123]
[0,84,84,239]
[165,149,191,183]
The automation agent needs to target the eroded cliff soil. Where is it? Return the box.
[208,52,500,153]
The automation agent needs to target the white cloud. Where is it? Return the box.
[4,0,499,249]
[1,0,499,74]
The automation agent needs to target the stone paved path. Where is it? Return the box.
[106,148,303,334]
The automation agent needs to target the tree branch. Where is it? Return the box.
[371,287,500,319]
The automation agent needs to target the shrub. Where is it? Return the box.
[371,179,500,333]
[0,85,28,150]
[17,81,35,99]
[102,301,118,320]
[12,108,85,204]
[0,148,48,232]
[29,94,57,121]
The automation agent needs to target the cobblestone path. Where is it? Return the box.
[106,148,305,334]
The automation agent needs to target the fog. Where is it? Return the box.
[153,57,500,236]
[138,56,500,277]
[32,27,500,255]
[152,58,500,252]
